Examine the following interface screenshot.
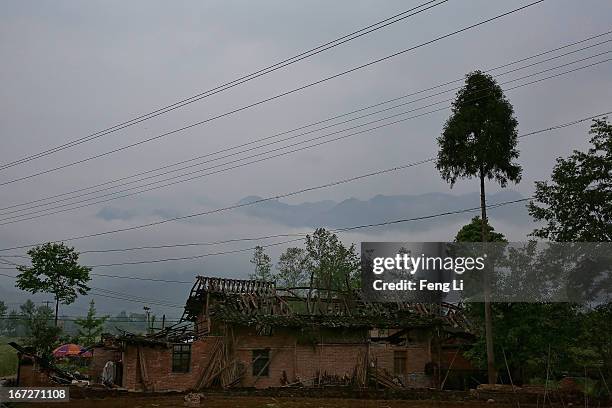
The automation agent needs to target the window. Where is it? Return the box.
[252,349,270,377]
[172,344,191,373]
[393,350,407,376]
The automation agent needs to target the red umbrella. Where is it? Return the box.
[52,343,92,358]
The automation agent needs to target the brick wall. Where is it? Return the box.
[230,326,369,388]
[89,347,120,383]
[122,336,221,391]
[232,326,295,388]
[371,342,432,387]
[17,357,54,387]
[295,343,368,383]
[118,325,433,391]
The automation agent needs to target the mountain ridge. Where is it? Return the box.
[236,190,529,230]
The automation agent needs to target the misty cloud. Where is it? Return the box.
[96,206,138,221]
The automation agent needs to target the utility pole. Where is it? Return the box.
[143,306,150,334]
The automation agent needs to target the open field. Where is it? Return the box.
[0,337,18,377]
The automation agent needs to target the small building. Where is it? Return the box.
[92,276,471,392]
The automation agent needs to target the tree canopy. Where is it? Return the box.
[455,216,507,243]
[276,247,309,288]
[529,118,611,242]
[16,243,91,326]
[304,228,360,295]
[436,70,521,189]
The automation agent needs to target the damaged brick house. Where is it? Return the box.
[92,276,470,391]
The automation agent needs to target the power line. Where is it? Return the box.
[0,276,184,308]
[80,233,307,254]
[90,286,183,305]
[3,45,610,217]
[1,55,609,226]
[0,258,19,266]
[0,114,604,289]
[88,291,184,309]
[0,109,608,252]
[3,30,608,214]
[0,196,531,283]
[0,1,544,187]
[89,273,193,284]
[87,238,305,268]
[0,0,450,172]
[0,159,434,249]
[0,260,186,305]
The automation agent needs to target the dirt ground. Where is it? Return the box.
[16,395,536,408]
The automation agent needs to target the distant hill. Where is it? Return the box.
[236,190,530,231]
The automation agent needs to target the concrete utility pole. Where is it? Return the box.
[480,174,496,385]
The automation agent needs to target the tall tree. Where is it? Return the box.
[529,118,611,242]
[16,243,91,327]
[249,245,273,281]
[74,300,108,346]
[437,70,521,384]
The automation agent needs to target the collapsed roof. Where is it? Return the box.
[182,276,470,331]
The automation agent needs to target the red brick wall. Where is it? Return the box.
[231,326,296,388]
[89,347,120,383]
[294,343,368,383]
[17,358,54,387]
[118,325,433,391]
[230,326,369,388]
[371,342,432,387]
[122,336,221,391]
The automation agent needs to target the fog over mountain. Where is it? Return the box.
[237,190,529,230]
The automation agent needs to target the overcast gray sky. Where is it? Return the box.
[1,0,611,317]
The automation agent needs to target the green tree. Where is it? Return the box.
[74,300,108,346]
[464,302,581,385]
[304,228,360,313]
[437,71,522,241]
[277,247,308,288]
[22,304,62,356]
[529,118,611,242]
[16,243,91,327]
[437,71,521,384]
[527,119,611,386]
[579,304,612,381]
[455,216,506,243]
[456,222,576,383]
[249,246,273,281]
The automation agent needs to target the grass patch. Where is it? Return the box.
[0,336,19,377]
